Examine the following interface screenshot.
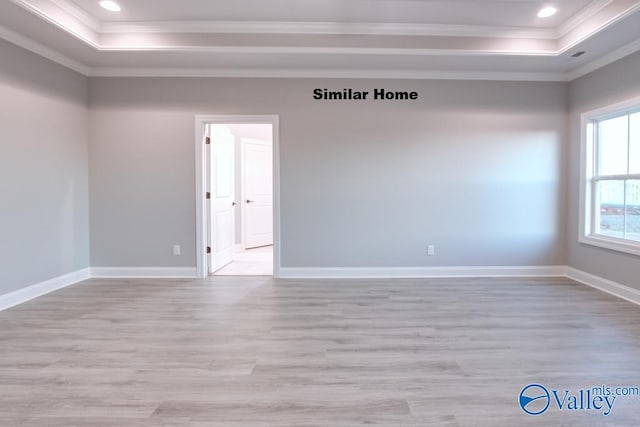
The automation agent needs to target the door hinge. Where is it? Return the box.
[205,137,211,145]
[207,246,211,254]
[206,192,211,199]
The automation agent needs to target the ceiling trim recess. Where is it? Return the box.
[87,67,568,82]
[7,0,638,55]
[50,0,100,30]
[567,36,640,79]
[0,23,89,74]
[3,0,640,82]
[96,0,615,40]
[9,0,100,48]
[557,0,640,54]
[0,22,566,81]
[6,17,640,82]
[9,0,620,40]
[4,21,640,83]
[76,4,640,58]
[6,0,561,57]
[91,46,558,56]
[99,21,559,39]
[556,0,615,37]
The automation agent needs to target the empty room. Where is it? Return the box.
[2,0,640,425]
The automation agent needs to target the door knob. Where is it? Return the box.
[232,201,236,206]
[246,199,254,204]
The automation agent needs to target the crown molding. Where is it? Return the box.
[3,0,640,83]
[558,0,640,54]
[8,0,640,61]
[50,0,101,31]
[5,0,640,63]
[91,45,557,56]
[9,0,100,48]
[4,20,638,83]
[88,66,568,82]
[9,0,629,41]
[567,36,640,80]
[100,20,558,39]
[0,23,89,74]
[556,0,615,37]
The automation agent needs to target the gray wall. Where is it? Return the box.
[0,39,89,294]
[5,34,640,295]
[568,51,640,289]
[89,78,567,269]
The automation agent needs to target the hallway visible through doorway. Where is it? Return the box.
[205,120,275,276]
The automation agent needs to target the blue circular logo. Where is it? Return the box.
[519,384,550,416]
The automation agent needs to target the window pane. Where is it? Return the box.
[630,113,640,174]
[598,115,629,176]
[597,180,625,238]
[627,180,640,242]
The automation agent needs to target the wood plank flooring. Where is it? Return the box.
[2,276,640,426]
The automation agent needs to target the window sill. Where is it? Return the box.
[579,234,640,257]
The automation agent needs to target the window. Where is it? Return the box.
[580,98,640,256]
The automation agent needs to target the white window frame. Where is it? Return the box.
[579,96,640,257]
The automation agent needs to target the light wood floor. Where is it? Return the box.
[2,276,640,426]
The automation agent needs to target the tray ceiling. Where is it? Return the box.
[1,0,640,80]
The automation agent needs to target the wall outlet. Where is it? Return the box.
[427,245,435,256]
[173,244,181,256]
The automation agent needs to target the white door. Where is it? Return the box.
[208,125,235,273]
[242,138,273,249]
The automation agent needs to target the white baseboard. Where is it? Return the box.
[566,267,640,306]
[279,265,567,279]
[0,268,90,311]
[3,265,637,312]
[90,267,198,278]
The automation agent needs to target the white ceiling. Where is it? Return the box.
[70,0,591,27]
[1,0,640,80]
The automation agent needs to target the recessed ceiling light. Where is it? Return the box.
[537,6,557,18]
[99,1,121,12]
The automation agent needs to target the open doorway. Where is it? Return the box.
[195,115,279,278]
[209,123,274,275]
[207,123,274,275]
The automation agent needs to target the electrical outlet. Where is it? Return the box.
[173,245,181,256]
[427,245,435,256]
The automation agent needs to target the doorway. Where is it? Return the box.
[209,123,273,275]
[195,115,280,278]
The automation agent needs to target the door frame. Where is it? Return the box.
[195,115,280,278]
